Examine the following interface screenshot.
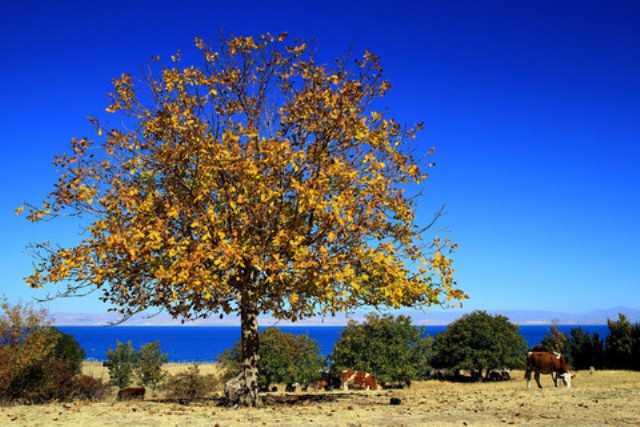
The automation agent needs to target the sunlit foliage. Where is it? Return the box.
[22,32,465,405]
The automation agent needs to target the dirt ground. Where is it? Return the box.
[1,364,639,426]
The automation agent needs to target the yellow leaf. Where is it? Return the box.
[15,205,24,215]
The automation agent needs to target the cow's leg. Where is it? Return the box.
[534,372,542,388]
[525,368,532,389]
[552,372,558,388]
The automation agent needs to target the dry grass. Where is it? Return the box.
[1,365,639,426]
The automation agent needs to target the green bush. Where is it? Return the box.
[162,364,217,401]
[605,313,639,369]
[330,313,432,384]
[50,328,86,375]
[431,311,527,380]
[218,328,324,388]
[106,340,139,388]
[136,341,168,393]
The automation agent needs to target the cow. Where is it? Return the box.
[525,351,574,389]
[117,386,146,401]
[313,380,329,391]
[341,370,381,391]
[285,382,299,392]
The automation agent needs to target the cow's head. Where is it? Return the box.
[560,372,574,388]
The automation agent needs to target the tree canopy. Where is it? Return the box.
[22,32,465,405]
[431,311,527,379]
[330,313,432,384]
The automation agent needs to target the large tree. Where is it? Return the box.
[22,33,465,406]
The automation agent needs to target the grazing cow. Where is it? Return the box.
[285,382,299,392]
[313,380,329,391]
[341,370,381,391]
[525,351,574,389]
[486,368,511,381]
[117,386,146,401]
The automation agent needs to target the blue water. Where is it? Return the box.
[57,324,610,363]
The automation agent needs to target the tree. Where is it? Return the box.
[136,341,168,394]
[431,311,527,380]
[106,340,139,388]
[605,313,636,369]
[22,32,465,406]
[218,328,324,388]
[570,327,604,370]
[330,313,431,384]
[50,328,86,375]
[536,321,571,363]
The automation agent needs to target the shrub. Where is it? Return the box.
[162,364,217,401]
[71,375,112,401]
[136,341,168,394]
[330,314,432,384]
[106,340,139,388]
[218,328,324,388]
[431,311,527,380]
[50,328,86,375]
[0,299,58,402]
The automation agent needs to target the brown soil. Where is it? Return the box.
[1,364,639,426]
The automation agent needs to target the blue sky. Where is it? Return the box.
[1,0,638,319]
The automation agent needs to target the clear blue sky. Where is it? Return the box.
[1,0,638,317]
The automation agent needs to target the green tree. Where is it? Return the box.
[136,341,168,394]
[50,328,86,375]
[570,327,604,370]
[106,340,139,388]
[219,328,324,388]
[605,313,636,369]
[431,311,527,380]
[23,32,465,406]
[537,321,571,363]
[330,313,432,384]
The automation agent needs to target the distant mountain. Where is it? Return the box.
[49,306,640,326]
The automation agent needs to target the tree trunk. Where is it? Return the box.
[224,289,262,407]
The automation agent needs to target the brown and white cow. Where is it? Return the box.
[341,370,381,391]
[525,351,574,389]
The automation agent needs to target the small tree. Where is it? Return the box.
[219,328,324,388]
[50,328,86,375]
[136,341,168,394]
[537,321,571,363]
[330,313,432,384]
[106,340,139,388]
[431,311,527,380]
[605,313,636,369]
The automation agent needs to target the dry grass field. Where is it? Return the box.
[1,363,639,426]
